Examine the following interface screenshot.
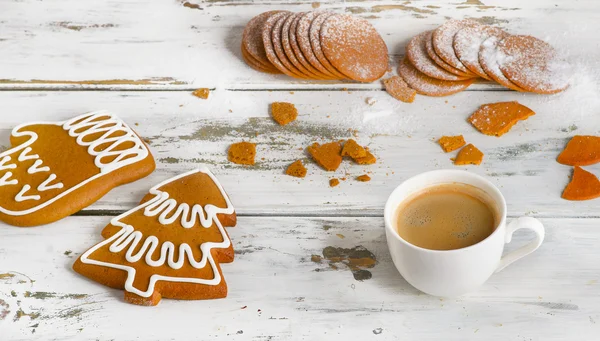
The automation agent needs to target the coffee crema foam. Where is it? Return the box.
[395,183,498,251]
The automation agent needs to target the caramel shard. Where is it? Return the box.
[354,148,377,165]
[192,88,210,99]
[271,102,298,125]
[438,135,466,153]
[468,101,535,137]
[228,141,256,165]
[341,139,367,159]
[308,142,342,171]
[383,76,416,103]
[356,174,371,182]
[454,144,483,165]
[557,135,600,166]
[329,178,340,187]
[286,160,307,178]
[562,166,600,201]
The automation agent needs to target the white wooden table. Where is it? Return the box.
[1,1,599,340]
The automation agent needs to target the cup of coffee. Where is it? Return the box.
[384,170,544,296]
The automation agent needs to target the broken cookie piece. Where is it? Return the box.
[286,160,307,178]
[192,88,210,99]
[329,178,340,187]
[308,142,343,171]
[341,139,367,159]
[454,144,483,165]
[356,174,371,182]
[228,141,256,165]
[562,166,600,201]
[468,101,535,137]
[438,135,466,153]
[271,102,298,126]
[384,76,417,103]
[557,135,600,166]
[354,148,377,165]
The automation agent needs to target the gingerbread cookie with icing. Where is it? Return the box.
[0,111,155,227]
[73,168,237,306]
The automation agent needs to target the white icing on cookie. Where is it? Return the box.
[27,159,50,174]
[0,111,150,216]
[0,172,18,187]
[79,168,234,298]
[15,185,41,202]
[37,174,64,191]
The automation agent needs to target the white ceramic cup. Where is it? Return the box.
[384,170,545,296]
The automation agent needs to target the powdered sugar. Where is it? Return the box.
[453,25,508,80]
[479,36,525,91]
[407,31,467,81]
[432,19,480,75]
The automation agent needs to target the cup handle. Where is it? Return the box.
[495,217,545,273]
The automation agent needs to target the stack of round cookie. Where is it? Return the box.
[399,19,570,97]
[242,11,388,82]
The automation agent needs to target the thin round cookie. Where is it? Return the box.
[242,11,283,69]
[320,14,388,82]
[282,13,329,80]
[289,13,335,80]
[406,31,471,81]
[398,57,474,97]
[453,25,508,80]
[242,43,280,74]
[262,11,306,79]
[432,19,480,76]
[497,35,570,94]
[309,12,348,80]
[479,36,526,91]
[296,11,339,79]
[271,12,311,79]
[425,31,473,78]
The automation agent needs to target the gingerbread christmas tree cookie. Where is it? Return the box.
[73,168,237,306]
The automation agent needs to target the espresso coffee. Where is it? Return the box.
[395,183,497,251]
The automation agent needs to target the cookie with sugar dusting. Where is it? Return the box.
[242,11,284,71]
[282,13,328,79]
[320,13,388,82]
[479,36,526,91]
[407,31,471,81]
[241,43,280,74]
[453,25,509,80]
[271,12,312,79]
[263,11,307,79]
[425,31,473,78]
[0,111,155,227]
[296,11,339,79]
[432,19,480,76]
[398,58,474,97]
[289,12,336,80]
[310,11,348,80]
[497,35,570,94]
[557,135,600,166]
[562,166,600,201]
[468,101,535,137]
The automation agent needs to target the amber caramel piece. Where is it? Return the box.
[438,135,466,153]
[271,102,298,125]
[228,141,256,165]
[308,142,342,171]
[454,144,483,165]
[383,76,417,103]
[341,139,367,159]
[356,174,371,182]
[285,160,307,178]
[192,88,210,99]
[329,178,340,187]
[562,166,600,201]
[468,101,535,137]
[557,135,600,166]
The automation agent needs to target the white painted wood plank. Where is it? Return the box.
[0,0,596,89]
[0,88,598,217]
[0,216,598,340]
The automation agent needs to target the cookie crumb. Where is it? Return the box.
[384,76,417,103]
[286,160,307,178]
[438,135,466,152]
[365,97,377,106]
[308,142,343,171]
[192,88,210,99]
[329,178,340,187]
[228,141,256,165]
[354,148,377,165]
[356,174,371,182]
[454,144,483,166]
[271,102,298,125]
